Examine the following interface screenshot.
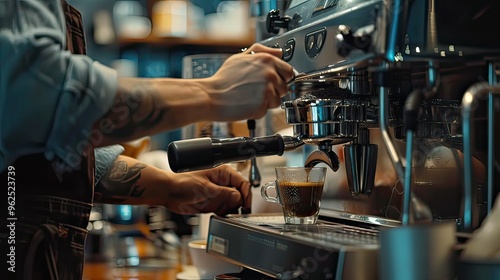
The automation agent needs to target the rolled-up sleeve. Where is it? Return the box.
[0,0,117,170]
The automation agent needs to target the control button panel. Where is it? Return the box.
[283,39,296,61]
[305,28,327,58]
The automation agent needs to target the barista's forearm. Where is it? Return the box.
[94,77,211,146]
[94,155,172,205]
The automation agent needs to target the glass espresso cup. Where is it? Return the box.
[261,167,327,224]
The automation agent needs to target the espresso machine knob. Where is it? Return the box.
[266,9,291,34]
[336,25,372,57]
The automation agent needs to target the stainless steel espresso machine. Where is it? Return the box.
[167,0,500,278]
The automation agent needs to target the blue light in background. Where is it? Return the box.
[119,205,133,221]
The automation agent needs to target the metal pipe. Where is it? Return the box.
[386,0,402,62]
[402,130,413,226]
[461,82,500,230]
[400,62,438,225]
[379,86,405,184]
[487,62,497,213]
[402,88,424,225]
[379,61,437,225]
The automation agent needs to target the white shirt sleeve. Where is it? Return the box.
[0,0,117,170]
[94,145,125,185]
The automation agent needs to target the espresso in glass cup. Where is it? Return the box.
[261,167,327,224]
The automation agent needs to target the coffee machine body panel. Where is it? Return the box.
[261,0,500,75]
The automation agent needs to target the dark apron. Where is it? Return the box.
[0,2,94,279]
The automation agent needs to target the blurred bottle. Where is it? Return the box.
[113,0,151,39]
[152,0,204,38]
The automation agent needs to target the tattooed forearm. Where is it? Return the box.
[95,160,147,203]
[100,83,166,140]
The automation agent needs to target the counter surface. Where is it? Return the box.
[83,262,180,280]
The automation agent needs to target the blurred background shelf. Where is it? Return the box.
[118,33,255,49]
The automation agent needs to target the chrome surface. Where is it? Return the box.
[304,142,340,171]
[487,62,498,214]
[283,78,368,144]
[379,221,457,280]
[292,123,358,144]
[378,85,404,184]
[343,144,377,196]
[402,129,414,226]
[283,98,368,123]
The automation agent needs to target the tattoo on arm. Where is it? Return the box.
[95,160,147,203]
[100,83,166,140]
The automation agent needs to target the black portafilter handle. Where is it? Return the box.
[167,134,285,173]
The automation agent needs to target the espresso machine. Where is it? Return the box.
[167,0,500,278]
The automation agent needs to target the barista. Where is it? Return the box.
[0,0,294,279]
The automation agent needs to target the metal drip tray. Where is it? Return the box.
[206,214,380,279]
[228,215,379,246]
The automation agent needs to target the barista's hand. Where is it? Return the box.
[205,43,294,121]
[166,165,252,216]
[95,155,250,216]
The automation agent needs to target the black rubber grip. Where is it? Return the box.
[167,135,285,172]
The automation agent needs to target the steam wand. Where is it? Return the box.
[247,119,261,188]
[378,66,432,224]
[402,89,423,225]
